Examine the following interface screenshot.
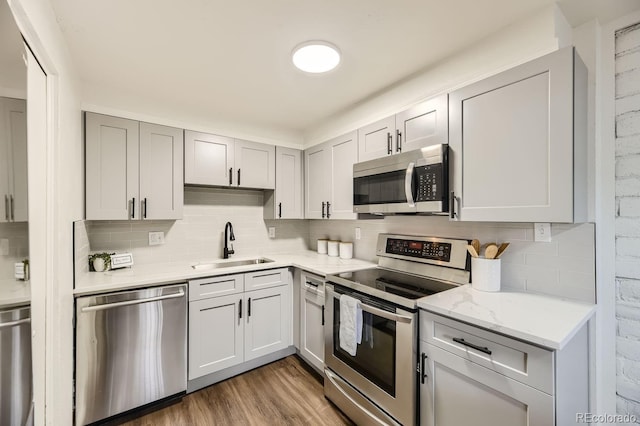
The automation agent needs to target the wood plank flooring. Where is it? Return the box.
[122,356,353,426]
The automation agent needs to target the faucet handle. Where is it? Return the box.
[229,244,235,255]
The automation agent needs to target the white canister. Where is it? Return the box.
[471,257,501,292]
[339,242,353,259]
[317,239,328,254]
[328,240,340,257]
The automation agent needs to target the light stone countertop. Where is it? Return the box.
[0,279,30,309]
[74,251,377,296]
[417,284,596,350]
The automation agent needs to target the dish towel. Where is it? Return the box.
[339,294,362,356]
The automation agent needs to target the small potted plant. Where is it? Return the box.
[89,252,115,272]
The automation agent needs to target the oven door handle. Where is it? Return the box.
[405,162,415,208]
[327,287,413,324]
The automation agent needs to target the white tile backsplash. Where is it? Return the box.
[0,222,29,280]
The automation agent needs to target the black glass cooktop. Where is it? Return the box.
[329,267,456,307]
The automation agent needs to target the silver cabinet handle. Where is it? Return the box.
[396,129,402,152]
[0,318,30,329]
[405,162,415,208]
[325,369,391,426]
[326,287,412,323]
[387,132,392,155]
[81,289,185,313]
[450,191,457,219]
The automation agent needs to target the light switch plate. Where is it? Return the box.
[268,227,276,238]
[149,231,165,245]
[534,223,552,242]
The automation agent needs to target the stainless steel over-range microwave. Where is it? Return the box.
[353,145,449,214]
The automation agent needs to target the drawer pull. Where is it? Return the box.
[453,337,492,355]
[421,352,428,384]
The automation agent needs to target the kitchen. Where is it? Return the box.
[1,0,639,425]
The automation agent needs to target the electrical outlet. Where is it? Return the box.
[355,227,361,240]
[268,227,276,238]
[148,231,165,245]
[534,223,551,242]
[0,239,8,256]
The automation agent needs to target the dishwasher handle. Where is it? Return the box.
[81,289,185,313]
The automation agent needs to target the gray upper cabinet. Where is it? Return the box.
[234,139,275,189]
[357,94,448,162]
[0,97,28,222]
[184,131,234,186]
[184,131,275,189]
[85,112,184,220]
[449,47,587,222]
[264,146,303,219]
[305,131,357,220]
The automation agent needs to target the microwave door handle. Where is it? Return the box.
[405,162,416,208]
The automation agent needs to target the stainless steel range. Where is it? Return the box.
[324,234,470,426]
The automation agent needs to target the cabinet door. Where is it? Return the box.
[357,116,395,162]
[449,47,579,222]
[420,343,553,426]
[300,280,325,372]
[396,94,448,153]
[139,123,183,220]
[85,113,139,220]
[234,139,275,189]
[328,131,358,220]
[244,285,291,362]
[0,98,28,222]
[189,294,244,379]
[304,144,330,219]
[184,131,234,186]
[274,147,303,219]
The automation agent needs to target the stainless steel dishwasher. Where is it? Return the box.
[0,305,32,426]
[75,284,187,425]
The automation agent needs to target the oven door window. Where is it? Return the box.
[353,169,413,206]
[333,298,396,396]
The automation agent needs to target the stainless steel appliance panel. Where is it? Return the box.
[0,306,32,426]
[75,284,187,425]
[324,284,416,426]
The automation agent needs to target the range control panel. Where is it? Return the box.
[385,238,452,262]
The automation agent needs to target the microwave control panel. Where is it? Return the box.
[415,164,443,202]
[385,238,452,262]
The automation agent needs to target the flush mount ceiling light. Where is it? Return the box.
[292,41,341,73]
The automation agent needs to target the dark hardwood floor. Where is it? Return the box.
[122,356,353,426]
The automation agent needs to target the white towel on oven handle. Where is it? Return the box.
[339,294,362,356]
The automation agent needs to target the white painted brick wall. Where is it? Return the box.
[616,21,640,421]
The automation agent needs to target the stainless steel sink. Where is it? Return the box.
[191,258,274,270]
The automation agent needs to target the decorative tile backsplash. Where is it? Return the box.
[74,187,595,304]
[309,215,595,303]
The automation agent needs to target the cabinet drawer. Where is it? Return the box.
[189,274,244,301]
[420,312,553,394]
[245,268,289,291]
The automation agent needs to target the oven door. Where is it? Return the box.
[324,284,416,426]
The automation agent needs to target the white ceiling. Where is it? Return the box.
[49,0,639,133]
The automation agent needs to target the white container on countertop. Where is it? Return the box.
[317,239,328,254]
[328,240,340,257]
[339,242,353,259]
[471,257,501,292]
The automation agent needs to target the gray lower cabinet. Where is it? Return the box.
[448,46,587,222]
[298,272,325,372]
[419,312,589,426]
[188,268,291,381]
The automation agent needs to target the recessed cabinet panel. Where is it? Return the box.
[1,98,28,222]
[234,140,275,189]
[139,123,184,220]
[184,131,234,186]
[85,113,139,220]
[397,94,448,153]
[244,285,291,362]
[305,145,329,219]
[272,147,303,219]
[357,116,395,162]
[329,132,358,220]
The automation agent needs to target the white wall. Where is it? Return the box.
[614,20,640,420]
[9,0,83,424]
